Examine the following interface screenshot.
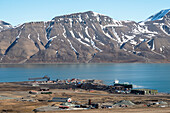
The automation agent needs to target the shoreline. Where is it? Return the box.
[0,81,169,94]
[0,60,170,65]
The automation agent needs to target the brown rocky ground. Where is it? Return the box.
[0,82,170,113]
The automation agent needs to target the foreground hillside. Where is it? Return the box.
[0,82,170,113]
[0,9,170,63]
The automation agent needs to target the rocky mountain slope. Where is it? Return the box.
[0,9,170,63]
[0,20,12,31]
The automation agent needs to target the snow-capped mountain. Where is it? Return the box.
[0,10,170,63]
[144,9,170,22]
[0,20,12,31]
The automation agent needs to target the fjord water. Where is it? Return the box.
[0,63,170,93]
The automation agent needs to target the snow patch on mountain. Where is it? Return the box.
[78,32,83,39]
[62,25,67,38]
[67,39,79,59]
[69,18,73,27]
[104,24,123,27]
[71,30,90,46]
[49,36,57,40]
[78,14,82,22]
[37,33,40,41]
[70,30,76,38]
[84,37,90,42]
[93,35,105,46]
[132,24,158,35]
[124,35,137,45]
[99,25,117,41]
[46,22,54,40]
[0,20,13,31]
[90,39,103,52]
[28,34,31,39]
[112,27,121,43]
[76,38,90,46]
[67,39,77,53]
[85,26,91,38]
[147,39,155,51]
[92,24,96,30]
[16,24,25,39]
[92,12,101,21]
[160,24,170,36]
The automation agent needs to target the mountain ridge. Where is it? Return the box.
[0,20,12,31]
[0,9,170,63]
[145,9,170,22]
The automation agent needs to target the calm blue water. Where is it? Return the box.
[0,63,170,93]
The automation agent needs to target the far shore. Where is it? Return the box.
[0,61,170,65]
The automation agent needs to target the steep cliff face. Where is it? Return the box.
[0,10,170,63]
